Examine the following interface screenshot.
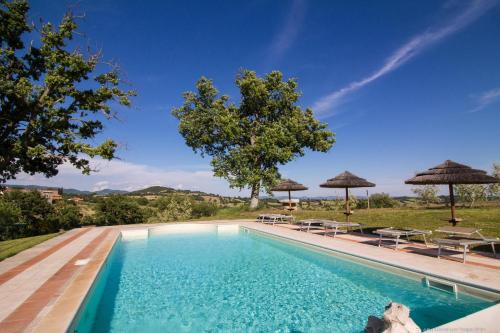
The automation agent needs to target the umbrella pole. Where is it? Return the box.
[345,187,350,222]
[449,183,456,225]
[288,190,292,212]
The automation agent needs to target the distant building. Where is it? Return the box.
[35,189,63,204]
[3,187,63,204]
[69,197,84,204]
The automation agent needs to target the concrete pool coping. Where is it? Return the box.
[0,220,499,332]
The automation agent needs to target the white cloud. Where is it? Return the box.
[92,181,110,192]
[10,158,249,196]
[468,87,500,113]
[313,0,499,117]
[268,0,307,63]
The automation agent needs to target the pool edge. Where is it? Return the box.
[33,228,120,333]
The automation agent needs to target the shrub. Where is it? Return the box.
[149,195,192,222]
[2,190,56,235]
[369,193,399,208]
[135,197,149,206]
[95,196,145,225]
[412,185,440,207]
[51,201,82,230]
[191,201,218,218]
[0,200,23,240]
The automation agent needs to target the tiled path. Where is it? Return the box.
[0,230,111,333]
[0,227,116,333]
[0,228,92,285]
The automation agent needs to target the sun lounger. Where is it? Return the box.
[322,221,364,238]
[434,238,488,263]
[298,219,325,232]
[434,226,499,262]
[298,219,363,237]
[257,214,294,225]
[374,228,431,250]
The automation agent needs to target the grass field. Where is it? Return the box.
[203,205,500,237]
[0,232,63,261]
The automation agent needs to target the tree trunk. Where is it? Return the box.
[249,183,260,209]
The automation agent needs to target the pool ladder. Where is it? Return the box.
[423,276,458,296]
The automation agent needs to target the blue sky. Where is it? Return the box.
[13,0,500,197]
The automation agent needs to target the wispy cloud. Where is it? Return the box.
[268,0,307,63]
[313,0,499,117]
[468,87,500,113]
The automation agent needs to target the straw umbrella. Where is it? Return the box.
[405,160,500,225]
[271,179,308,211]
[320,171,375,222]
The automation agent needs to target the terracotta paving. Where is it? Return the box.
[0,228,92,285]
[0,229,111,333]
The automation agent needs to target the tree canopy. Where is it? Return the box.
[173,70,334,208]
[0,0,135,183]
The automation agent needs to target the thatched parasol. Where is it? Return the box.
[320,171,375,221]
[405,160,500,225]
[271,179,308,211]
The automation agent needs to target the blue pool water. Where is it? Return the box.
[74,228,494,333]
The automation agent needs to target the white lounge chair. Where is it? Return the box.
[299,219,325,232]
[434,226,499,263]
[374,228,431,250]
[298,219,363,238]
[322,221,364,238]
[257,214,294,225]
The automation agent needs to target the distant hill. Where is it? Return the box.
[128,186,223,198]
[63,188,93,195]
[5,184,61,191]
[5,184,127,196]
[129,186,177,195]
[94,189,129,195]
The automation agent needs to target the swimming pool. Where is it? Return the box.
[73,225,495,332]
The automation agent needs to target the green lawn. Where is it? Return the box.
[203,205,500,237]
[0,232,63,261]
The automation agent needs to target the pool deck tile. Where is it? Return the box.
[0,228,111,333]
[0,228,92,282]
[0,228,106,323]
[33,229,119,333]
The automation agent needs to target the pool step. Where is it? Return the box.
[424,276,458,295]
[121,229,148,240]
[217,224,239,234]
[121,224,241,240]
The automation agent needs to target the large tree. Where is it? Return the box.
[173,70,334,208]
[0,0,135,183]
